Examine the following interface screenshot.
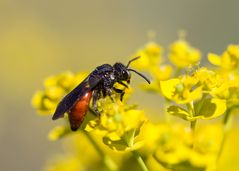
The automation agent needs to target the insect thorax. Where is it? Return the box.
[95,64,116,88]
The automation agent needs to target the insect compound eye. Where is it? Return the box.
[122,70,129,79]
[113,63,129,80]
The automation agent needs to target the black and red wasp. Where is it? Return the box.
[52,57,150,131]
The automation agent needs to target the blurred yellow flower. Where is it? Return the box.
[44,155,84,171]
[150,65,173,81]
[208,45,239,108]
[32,71,88,115]
[208,44,239,70]
[131,42,162,70]
[153,123,221,171]
[48,126,70,141]
[169,39,201,68]
[44,132,109,171]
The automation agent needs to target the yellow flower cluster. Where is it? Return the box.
[44,132,109,171]
[160,68,227,121]
[169,39,201,68]
[208,44,239,71]
[208,45,239,108]
[86,94,146,152]
[153,123,221,171]
[32,36,239,171]
[131,42,172,83]
[32,71,88,115]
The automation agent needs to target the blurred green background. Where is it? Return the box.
[1,0,239,171]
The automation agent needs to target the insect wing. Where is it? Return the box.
[52,74,101,120]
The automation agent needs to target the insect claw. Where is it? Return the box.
[109,96,115,103]
[120,92,125,101]
[89,107,100,116]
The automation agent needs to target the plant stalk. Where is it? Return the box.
[187,101,197,150]
[83,131,118,171]
[132,150,149,171]
[190,120,197,131]
[216,106,238,162]
[187,101,197,132]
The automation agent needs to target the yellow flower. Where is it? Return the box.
[208,45,239,106]
[44,71,74,89]
[44,132,106,171]
[208,44,239,70]
[131,42,162,70]
[86,95,146,152]
[160,67,228,103]
[160,76,202,104]
[193,68,222,90]
[138,123,162,154]
[169,39,201,68]
[48,126,70,141]
[150,65,173,81]
[153,123,221,171]
[44,155,84,171]
[31,37,239,171]
[161,68,227,121]
[32,71,89,115]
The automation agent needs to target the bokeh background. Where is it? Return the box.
[1,0,239,171]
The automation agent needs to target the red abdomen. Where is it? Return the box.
[68,92,93,131]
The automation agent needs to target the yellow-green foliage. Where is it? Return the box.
[32,36,239,171]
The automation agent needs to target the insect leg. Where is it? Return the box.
[102,89,107,98]
[117,81,128,88]
[92,90,101,116]
[106,88,115,102]
[113,87,125,101]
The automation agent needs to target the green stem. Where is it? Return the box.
[216,105,239,162]
[83,131,118,171]
[190,120,197,131]
[153,153,172,170]
[164,98,172,123]
[132,151,149,171]
[187,102,197,132]
[187,101,197,149]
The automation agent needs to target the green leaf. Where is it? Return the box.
[154,156,206,171]
[103,137,129,151]
[103,122,144,151]
[123,129,137,147]
[194,98,227,119]
[167,106,192,121]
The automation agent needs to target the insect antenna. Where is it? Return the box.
[127,68,151,84]
[126,56,141,68]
